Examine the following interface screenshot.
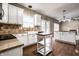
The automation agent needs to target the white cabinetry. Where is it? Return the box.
[55,32,76,45]
[34,14,41,26]
[0,3,24,25]
[17,7,23,25]
[8,4,23,25]
[8,4,18,24]
[15,32,37,47]
[28,32,37,45]
[15,34,28,47]
[21,34,29,46]
[28,34,34,45]
[0,46,23,56]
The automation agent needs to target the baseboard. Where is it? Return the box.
[55,39,76,46]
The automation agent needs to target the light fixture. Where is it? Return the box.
[63,10,66,20]
[28,5,32,16]
[61,10,66,22]
[27,5,32,28]
[59,10,71,22]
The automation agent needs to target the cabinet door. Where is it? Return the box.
[32,34,37,43]
[0,47,23,56]
[18,34,28,47]
[34,14,41,26]
[8,4,18,24]
[17,8,23,25]
[23,35,29,46]
[34,35,37,43]
[28,33,37,45]
[28,34,34,45]
[2,3,8,23]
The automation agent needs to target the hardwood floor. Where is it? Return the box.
[23,41,79,56]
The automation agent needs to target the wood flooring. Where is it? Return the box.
[23,40,79,56]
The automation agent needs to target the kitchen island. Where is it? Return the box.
[54,31,76,45]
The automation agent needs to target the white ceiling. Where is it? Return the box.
[20,3,79,20]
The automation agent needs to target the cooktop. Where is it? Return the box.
[0,34,16,41]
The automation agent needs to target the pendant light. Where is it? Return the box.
[60,10,71,22]
[28,5,32,17]
[28,5,32,18]
[28,5,32,29]
[62,10,66,22]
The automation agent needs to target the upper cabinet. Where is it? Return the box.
[34,14,41,26]
[0,3,24,25]
[17,7,24,25]
[8,4,24,25]
[8,4,18,24]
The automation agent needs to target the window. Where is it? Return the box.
[23,15,34,28]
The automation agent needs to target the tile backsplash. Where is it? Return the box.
[0,24,38,35]
[0,24,23,35]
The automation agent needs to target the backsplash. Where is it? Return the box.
[0,24,38,35]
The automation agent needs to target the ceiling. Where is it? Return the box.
[20,3,79,20]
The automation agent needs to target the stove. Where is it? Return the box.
[0,34,16,41]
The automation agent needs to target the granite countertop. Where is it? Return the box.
[0,39,24,53]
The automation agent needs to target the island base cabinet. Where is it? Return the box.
[0,46,23,56]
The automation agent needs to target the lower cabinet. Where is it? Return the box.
[16,32,37,47]
[0,46,23,56]
[28,33,37,45]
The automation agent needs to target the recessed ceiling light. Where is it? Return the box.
[28,5,32,9]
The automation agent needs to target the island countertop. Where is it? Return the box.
[0,39,24,53]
